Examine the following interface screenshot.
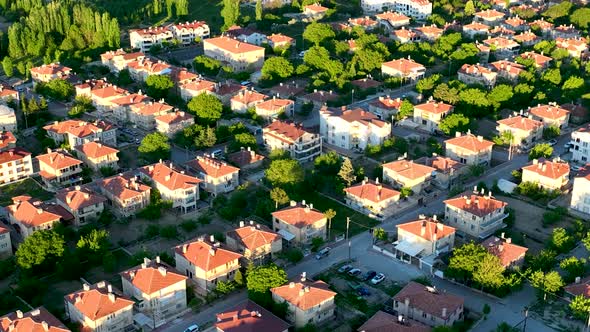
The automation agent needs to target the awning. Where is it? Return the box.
[394,241,423,257]
[278,229,296,242]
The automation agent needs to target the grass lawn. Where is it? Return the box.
[306,192,379,239]
[0,178,52,206]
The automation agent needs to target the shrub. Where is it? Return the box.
[180,220,198,232]
[159,225,178,239]
[144,225,160,239]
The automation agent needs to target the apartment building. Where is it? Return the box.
[37,149,83,189]
[174,236,242,294]
[344,179,400,218]
[255,97,295,118]
[444,132,494,166]
[100,49,146,72]
[524,157,570,190]
[129,100,174,130]
[30,63,72,84]
[457,64,497,88]
[120,257,188,328]
[462,22,490,39]
[571,125,590,163]
[139,161,201,213]
[382,159,435,193]
[0,147,33,185]
[65,281,134,332]
[271,279,337,328]
[75,142,119,172]
[394,216,455,264]
[496,116,543,148]
[393,282,464,327]
[226,221,282,263]
[110,93,153,124]
[414,24,443,41]
[320,106,391,151]
[368,96,403,120]
[231,90,268,113]
[6,196,62,238]
[0,225,11,258]
[482,235,528,269]
[97,173,151,217]
[413,99,454,133]
[56,185,106,227]
[444,190,508,238]
[169,21,210,45]
[185,155,239,196]
[519,51,553,69]
[44,119,117,148]
[156,111,195,138]
[179,78,217,101]
[216,300,290,332]
[513,31,540,47]
[555,37,588,58]
[0,105,17,132]
[0,307,69,332]
[474,9,505,26]
[358,311,430,332]
[381,58,426,79]
[127,58,172,83]
[204,36,265,72]
[571,166,590,215]
[263,120,322,163]
[528,103,570,129]
[272,201,327,245]
[489,60,525,82]
[130,26,174,52]
[0,131,15,151]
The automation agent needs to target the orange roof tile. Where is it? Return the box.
[186,156,239,178]
[375,11,410,23]
[529,104,569,120]
[130,101,173,116]
[56,185,106,211]
[357,310,431,332]
[382,58,425,75]
[0,307,69,332]
[75,142,119,159]
[174,238,242,272]
[382,160,435,180]
[522,159,569,180]
[130,26,171,37]
[513,31,539,43]
[414,24,443,37]
[0,131,16,150]
[393,282,463,319]
[155,111,194,125]
[463,22,490,32]
[519,51,552,67]
[263,120,311,144]
[110,93,151,107]
[445,133,494,153]
[444,194,507,217]
[171,20,208,31]
[227,223,281,251]
[272,203,325,228]
[170,67,199,83]
[267,33,294,44]
[30,63,72,76]
[36,151,82,171]
[321,106,388,128]
[227,148,265,167]
[7,196,61,228]
[475,9,505,20]
[0,147,30,164]
[497,116,543,132]
[415,100,453,114]
[98,174,151,201]
[232,90,267,104]
[205,36,264,54]
[369,96,403,110]
[256,98,294,112]
[271,280,336,311]
[482,236,528,267]
[65,282,134,321]
[0,85,18,98]
[216,300,290,332]
[397,218,455,242]
[91,85,128,99]
[530,19,553,30]
[120,261,186,295]
[304,4,329,13]
[565,276,590,298]
[139,161,201,191]
[415,156,465,175]
[345,180,400,203]
[181,78,217,93]
[489,60,525,76]
[483,36,519,49]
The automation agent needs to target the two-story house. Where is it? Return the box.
[0,307,70,332]
[271,278,337,328]
[44,119,117,148]
[272,201,327,245]
[36,149,83,189]
[483,37,520,58]
[444,132,494,166]
[0,105,17,133]
[138,161,201,213]
[368,96,403,120]
[97,173,151,217]
[528,103,570,129]
[30,63,72,84]
[0,131,16,151]
[226,221,282,264]
[496,116,543,148]
[75,142,119,172]
[489,60,525,82]
[185,156,239,196]
[513,31,539,47]
[100,49,145,72]
[375,11,411,30]
[457,64,497,88]
[129,26,174,52]
[216,300,290,332]
[155,111,195,138]
[444,190,508,239]
[344,179,400,218]
[320,106,391,151]
[179,78,217,102]
[56,185,106,227]
[393,282,464,327]
[227,147,265,170]
[482,234,528,269]
[169,21,210,45]
[129,100,174,130]
[381,58,426,80]
[263,121,322,163]
[413,99,454,133]
[64,281,134,332]
[174,236,242,294]
[462,22,490,39]
[230,90,268,113]
[555,37,588,58]
[571,125,590,163]
[521,158,570,191]
[571,165,590,215]
[519,51,553,69]
[303,4,329,19]
[203,37,265,72]
[120,257,188,328]
[394,216,455,267]
[297,90,339,110]
[474,9,505,26]
[415,155,467,189]
[255,98,295,118]
[0,147,33,185]
[358,310,431,332]
[382,159,435,193]
[0,84,19,104]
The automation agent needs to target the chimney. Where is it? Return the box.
[239,221,244,227]
[83,284,90,291]
[130,271,135,279]
[420,221,426,236]
[158,266,167,276]
[404,297,410,307]
[576,276,582,283]
[290,200,296,207]
[455,131,461,138]
[41,321,49,331]
[506,238,512,244]
[209,248,216,256]
[156,256,160,264]
[289,282,295,288]
[501,232,505,239]
[15,310,23,318]
[182,244,188,253]
[210,234,215,243]
[108,292,115,302]
[107,284,113,293]
[299,289,305,297]
[442,308,447,318]
[301,272,306,282]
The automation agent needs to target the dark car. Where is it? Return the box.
[357,287,371,296]
[363,270,377,281]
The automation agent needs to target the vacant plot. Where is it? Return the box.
[0,178,52,206]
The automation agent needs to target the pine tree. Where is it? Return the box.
[221,0,240,30]
[464,0,475,16]
[338,157,356,187]
[234,269,244,286]
[255,0,263,21]
[2,56,13,77]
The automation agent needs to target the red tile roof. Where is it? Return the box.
[271,203,325,229]
[205,36,264,54]
[504,16,525,27]
[155,111,194,125]
[351,78,382,90]
[393,282,463,319]
[522,158,569,180]
[415,156,465,174]
[271,280,336,311]
[397,218,455,242]
[497,116,543,132]
[444,194,507,217]
[75,142,119,159]
[98,174,151,201]
[181,79,217,93]
[7,196,61,228]
[130,100,173,116]
[482,236,528,267]
[344,180,400,203]
[174,238,242,272]
[415,100,453,115]
[565,276,590,298]
[263,120,312,144]
[270,83,304,97]
[483,36,519,49]
[186,156,239,178]
[0,131,16,150]
[0,85,18,98]
[120,260,187,295]
[0,307,69,332]
[489,60,525,76]
[30,63,72,76]
[375,11,410,23]
[463,22,490,32]
[227,148,265,167]
[267,34,294,44]
[382,59,425,75]
[513,31,539,43]
[370,96,403,110]
[65,282,134,321]
[0,147,30,164]
[110,93,151,107]
[530,19,553,30]
[231,90,267,105]
[216,300,290,332]
[414,25,443,38]
[139,161,201,191]
[321,106,389,128]
[171,20,209,31]
[382,160,435,180]
[91,85,128,99]
[445,133,494,153]
[475,9,505,20]
[256,98,294,112]
[170,67,199,84]
[301,90,339,103]
[357,310,431,332]
[227,223,281,251]
[529,104,569,120]
[519,51,552,67]
[36,150,82,171]
[348,16,378,27]
[56,185,106,211]
[304,4,329,13]
[130,26,171,37]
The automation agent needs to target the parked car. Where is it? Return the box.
[572,165,582,172]
[348,268,362,277]
[548,139,557,146]
[315,247,331,260]
[184,324,200,332]
[357,287,371,296]
[338,264,353,273]
[241,81,252,87]
[564,142,573,151]
[298,50,308,57]
[371,273,385,285]
[363,270,377,281]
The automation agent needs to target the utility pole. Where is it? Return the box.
[346,217,351,262]
[522,306,528,332]
[327,218,332,241]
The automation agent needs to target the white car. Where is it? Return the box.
[548,139,557,146]
[298,50,308,57]
[184,324,200,332]
[371,273,385,285]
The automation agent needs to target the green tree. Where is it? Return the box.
[246,264,288,302]
[438,114,470,136]
[550,228,575,253]
[234,269,244,286]
[473,254,505,290]
[270,187,290,209]
[69,96,95,118]
[255,0,263,20]
[562,76,585,100]
[396,99,414,120]
[571,8,590,29]
[139,132,171,162]
[231,132,257,151]
[314,151,341,175]
[145,74,174,99]
[415,74,441,95]
[221,0,240,30]
[373,227,387,241]
[261,56,294,81]
[570,295,590,319]
[542,1,572,21]
[2,56,13,77]
[543,125,560,140]
[487,84,513,112]
[528,249,557,272]
[16,230,65,270]
[530,270,563,300]
[541,68,561,86]
[193,55,222,75]
[447,242,487,281]
[559,256,586,282]
[187,94,223,124]
[324,208,336,239]
[303,22,335,46]
[77,229,110,263]
[35,79,75,101]
[464,0,475,16]
[528,143,553,160]
[338,157,356,187]
[195,126,217,148]
[266,159,304,187]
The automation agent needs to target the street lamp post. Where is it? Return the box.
[522,306,528,332]
[346,217,351,262]
[351,89,355,104]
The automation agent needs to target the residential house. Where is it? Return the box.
[76,78,109,98]
[227,147,265,170]
[571,165,590,215]
[0,147,33,185]
[0,130,16,151]
[303,4,329,18]
[138,161,201,213]
[513,31,539,47]
[565,276,590,301]
[0,84,19,104]
[375,11,411,30]
[120,257,188,328]
[298,90,339,110]
[462,22,490,39]
[0,307,69,332]
[271,278,337,328]
[488,25,515,37]
[489,60,525,82]
[65,281,134,332]
[368,96,403,120]
[528,103,570,129]
[231,90,268,113]
[271,201,327,245]
[483,37,520,58]
[519,51,552,69]
[179,78,217,101]
[100,49,145,72]
[555,37,588,58]
[213,82,247,106]
[0,105,17,132]
[382,159,435,193]
[185,155,239,196]
[129,26,174,52]
[267,33,294,49]
[6,196,62,238]
[75,142,119,171]
[415,155,467,189]
[521,158,570,190]
[226,26,268,46]
[156,111,195,138]
[87,84,131,115]
[482,235,528,268]
[36,149,83,189]
[444,132,494,166]
[474,9,505,26]
[0,225,11,258]
[204,36,265,72]
[127,58,172,83]
[169,21,210,45]
[351,77,382,92]
[457,63,497,88]
[226,221,282,263]
[552,24,581,39]
[414,24,443,41]
[216,300,290,332]
[391,27,420,44]
[43,119,117,148]
[320,106,391,151]
[56,185,106,227]
[392,0,432,20]
[381,58,426,79]
[174,236,242,294]
[255,97,295,118]
[270,82,305,99]
[393,282,464,327]
[496,116,543,147]
[529,19,553,35]
[30,63,72,84]
[357,310,431,332]
[348,16,379,30]
[128,100,174,130]
[262,120,322,163]
[170,67,199,87]
[97,173,151,217]
[571,125,590,163]
[413,99,454,133]
[502,16,526,31]
[444,190,508,238]
[394,216,455,267]
[110,93,152,124]
[344,179,401,218]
